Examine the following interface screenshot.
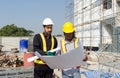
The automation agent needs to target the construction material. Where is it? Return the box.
[0,52,23,67]
[24,52,34,66]
[20,39,28,53]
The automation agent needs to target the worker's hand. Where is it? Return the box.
[82,55,88,61]
[76,66,80,69]
[46,51,55,56]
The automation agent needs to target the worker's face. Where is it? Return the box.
[64,32,74,41]
[44,25,52,35]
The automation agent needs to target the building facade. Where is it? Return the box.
[73,0,120,52]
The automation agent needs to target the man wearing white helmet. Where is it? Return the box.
[33,18,58,78]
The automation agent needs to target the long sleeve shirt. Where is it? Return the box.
[33,33,58,55]
[57,38,84,76]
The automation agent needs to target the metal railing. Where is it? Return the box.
[0,66,61,78]
[0,66,34,78]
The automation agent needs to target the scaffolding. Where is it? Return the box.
[65,0,120,52]
[65,0,74,22]
[65,0,120,77]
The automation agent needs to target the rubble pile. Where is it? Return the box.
[0,52,23,68]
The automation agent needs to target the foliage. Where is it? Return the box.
[0,24,34,36]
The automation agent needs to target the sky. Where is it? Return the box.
[0,0,66,35]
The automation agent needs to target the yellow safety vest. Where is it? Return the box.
[61,38,78,54]
[34,33,55,64]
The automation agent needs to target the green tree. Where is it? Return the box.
[0,24,34,36]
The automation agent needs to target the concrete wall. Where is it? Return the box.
[0,37,2,45]
[0,36,63,52]
[0,37,30,51]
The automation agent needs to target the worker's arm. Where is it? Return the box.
[33,34,46,55]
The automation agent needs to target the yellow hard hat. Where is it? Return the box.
[62,22,75,33]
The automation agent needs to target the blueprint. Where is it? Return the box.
[35,46,87,69]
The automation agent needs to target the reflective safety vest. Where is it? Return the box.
[61,38,78,54]
[34,33,55,64]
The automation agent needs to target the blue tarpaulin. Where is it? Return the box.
[81,70,120,78]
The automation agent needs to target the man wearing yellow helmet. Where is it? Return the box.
[58,22,87,78]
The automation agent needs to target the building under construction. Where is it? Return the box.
[65,0,120,77]
[0,0,120,77]
[66,0,120,52]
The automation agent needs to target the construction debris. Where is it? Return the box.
[0,52,23,68]
[86,51,98,62]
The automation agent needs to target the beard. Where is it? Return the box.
[46,31,52,35]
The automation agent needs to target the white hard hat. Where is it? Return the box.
[42,18,54,25]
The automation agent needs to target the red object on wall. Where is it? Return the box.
[24,52,34,66]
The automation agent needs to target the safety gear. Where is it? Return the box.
[62,22,75,33]
[61,38,78,54]
[39,33,54,52]
[34,33,55,64]
[43,18,54,25]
